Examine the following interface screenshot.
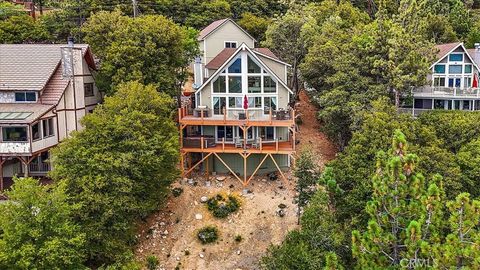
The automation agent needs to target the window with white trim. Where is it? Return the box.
[15,92,37,102]
[225,41,237,48]
[42,118,55,138]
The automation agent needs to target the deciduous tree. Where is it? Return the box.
[0,177,85,269]
[51,82,179,265]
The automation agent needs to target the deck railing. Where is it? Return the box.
[182,136,293,152]
[413,86,480,97]
[178,106,295,124]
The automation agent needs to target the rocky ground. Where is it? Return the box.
[135,174,298,270]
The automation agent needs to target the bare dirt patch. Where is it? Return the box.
[295,90,337,167]
[135,175,298,270]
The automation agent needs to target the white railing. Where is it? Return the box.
[0,142,30,154]
[413,86,480,97]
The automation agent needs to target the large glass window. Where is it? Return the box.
[264,97,277,113]
[228,58,242,73]
[248,97,262,108]
[248,76,261,93]
[448,78,461,87]
[217,126,234,142]
[449,65,462,74]
[465,77,472,88]
[32,122,41,141]
[465,65,472,73]
[228,97,243,108]
[15,92,36,102]
[264,76,276,93]
[433,77,445,87]
[449,53,463,62]
[228,76,242,93]
[434,99,446,109]
[213,97,226,115]
[434,64,445,74]
[42,118,54,137]
[248,56,261,73]
[225,42,237,48]
[2,127,27,142]
[259,127,275,141]
[213,76,226,93]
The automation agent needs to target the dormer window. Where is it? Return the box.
[15,92,36,102]
[225,41,237,48]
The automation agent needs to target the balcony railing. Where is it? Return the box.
[181,135,295,153]
[178,106,294,124]
[29,162,51,173]
[413,86,480,97]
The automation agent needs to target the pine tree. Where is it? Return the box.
[351,130,443,268]
[294,149,318,225]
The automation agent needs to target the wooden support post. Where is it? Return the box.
[243,126,248,149]
[259,137,262,151]
[178,108,182,121]
[222,137,225,151]
[205,154,209,180]
[179,124,184,148]
[269,154,289,186]
[213,153,243,184]
[0,157,5,191]
[292,126,296,151]
[201,136,204,150]
[223,107,226,123]
[275,138,279,152]
[243,153,247,185]
[180,152,185,178]
[246,154,269,185]
[184,152,213,177]
[200,109,204,124]
[269,108,273,124]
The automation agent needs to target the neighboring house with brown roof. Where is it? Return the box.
[181,19,295,186]
[0,43,102,190]
[407,42,480,115]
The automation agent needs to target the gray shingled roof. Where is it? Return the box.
[0,44,89,91]
[0,103,54,124]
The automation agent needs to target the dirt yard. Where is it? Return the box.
[135,175,298,270]
[135,90,337,269]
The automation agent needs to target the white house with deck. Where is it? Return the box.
[408,42,480,115]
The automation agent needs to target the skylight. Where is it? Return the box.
[0,112,33,120]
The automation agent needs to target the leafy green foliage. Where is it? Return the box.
[50,81,179,265]
[146,255,159,270]
[261,190,349,269]
[294,149,318,224]
[197,226,219,244]
[82,10,198,96]
[0,177,85,269]
[206,193,241,218]
[237,12,270,42]
[0,3,51,43]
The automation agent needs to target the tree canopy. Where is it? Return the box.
[50,81,179,266]
[81,10,198,96]
[0,177,85,270]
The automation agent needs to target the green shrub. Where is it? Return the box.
[234,234,243,242]
[172,187,183,197]
[197,226,219,244]
[146,255,159,270]
[206,194,241,218]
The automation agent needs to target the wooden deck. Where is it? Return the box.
[178,107,295,127]
[181,141,294,154]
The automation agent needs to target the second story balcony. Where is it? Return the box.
[178,106,295,127]
[413,86,480,98]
